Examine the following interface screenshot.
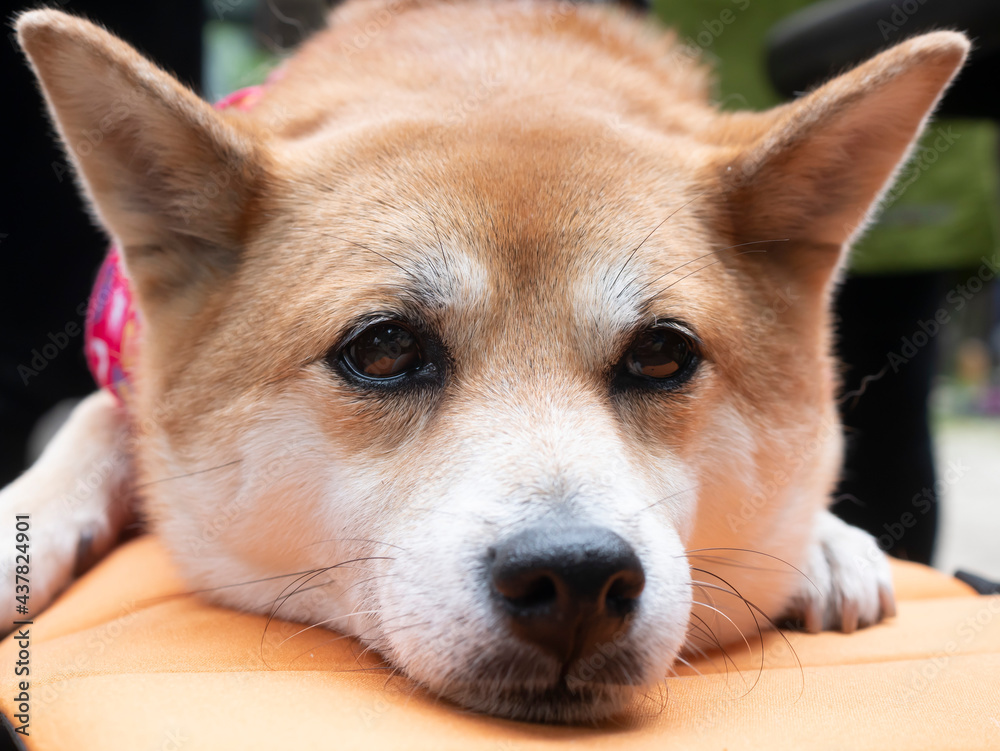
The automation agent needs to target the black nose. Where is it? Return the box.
[489,525,645,664]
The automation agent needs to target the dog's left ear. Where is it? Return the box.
[16,10,269,308]
[712,31,969,284]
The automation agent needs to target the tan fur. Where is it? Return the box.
[5,1,967,723]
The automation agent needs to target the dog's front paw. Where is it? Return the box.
[0,391,131,630]
[0,480,89,627]
[785,510,896,634]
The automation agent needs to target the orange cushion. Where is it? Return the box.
[2,536,998,750]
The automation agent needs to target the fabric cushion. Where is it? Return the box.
[2,536,998,750]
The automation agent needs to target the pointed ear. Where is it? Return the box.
[712,31,969,283]
[16,10,270,304]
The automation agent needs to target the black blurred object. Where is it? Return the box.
[766,0,1000,564]
[832,274,943,563]
[954,570,1000,594]
[254,0,329,50]
[1,0,202,486]
[768,0,1000,119]
[0,711,28,751]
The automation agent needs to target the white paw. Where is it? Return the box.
[786,511,896,634]
[0,391,131,630]
[0,479,88,627]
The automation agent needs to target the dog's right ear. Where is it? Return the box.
[707,31,968,290]
[16,10,269,307]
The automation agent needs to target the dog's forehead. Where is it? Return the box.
[272,118,723,356]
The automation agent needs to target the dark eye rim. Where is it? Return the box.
[328,316,444,390]
[613,322,702,392]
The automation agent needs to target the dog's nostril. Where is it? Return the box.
[605,571,644,616]
[496,572,559,610]
[489,524,645,663]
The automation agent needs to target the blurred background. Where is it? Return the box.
[2,0,997,580]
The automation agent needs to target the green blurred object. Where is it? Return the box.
[203,20,282,104]
[652,0,1000,274]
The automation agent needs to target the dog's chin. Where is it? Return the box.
[381,614,683,724]
[418,648,660,724]
[438,679,640,724]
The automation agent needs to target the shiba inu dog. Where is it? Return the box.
[2,0,968,724]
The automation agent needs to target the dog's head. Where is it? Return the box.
[18,2,966,723]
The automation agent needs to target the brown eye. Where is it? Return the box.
[343,322,422,379]
[624,327,695,381]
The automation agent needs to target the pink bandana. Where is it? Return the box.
[85,246,139,403]
[84,83,269,404]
